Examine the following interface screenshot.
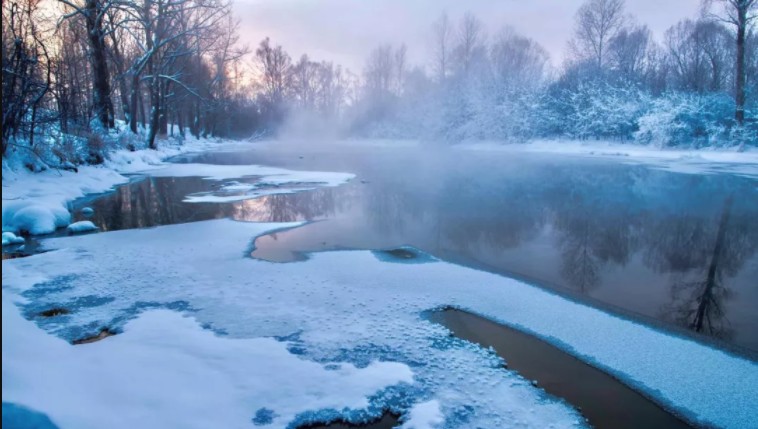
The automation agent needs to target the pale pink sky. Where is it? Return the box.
[233,0,702,72]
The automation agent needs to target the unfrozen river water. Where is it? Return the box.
[60,143,758,355]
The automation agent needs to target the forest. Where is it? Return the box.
[2,0,756,168]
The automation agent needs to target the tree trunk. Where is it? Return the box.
[147,76,160,149]
[129,73,139,133]
[85,0,115,129]
[159,80,169,135]
[735,6,747,126]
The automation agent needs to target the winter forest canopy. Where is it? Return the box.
[2,0,757,166]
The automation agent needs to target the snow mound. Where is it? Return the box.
[2,232,25,246]
[2,402,59,429]
[80,207,94,216]
[2,202,71,235]
[66,221,98,234]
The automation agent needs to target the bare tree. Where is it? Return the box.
[707,0,758,124]
[665,19,733,93]
[490,27,550,87]
[255,37,292,125]
[431,12,452,82]
[57,0,117,129]
[570,0,628,69]
[608,24,654,80]
[2,0,53,154]
[453,12,485,75]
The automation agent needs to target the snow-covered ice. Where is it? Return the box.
[2,293,413,429]
[138,163,354,203]
[66,221,98,234]
[4,219,757,429]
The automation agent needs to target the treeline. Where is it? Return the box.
[2,0,251,162]
[2,0,756,164]
[351,0,757,146]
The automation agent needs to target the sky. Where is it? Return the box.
[233,0,703,72]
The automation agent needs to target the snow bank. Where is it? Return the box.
[1,294,412,429]
[6,219,756,428]
[454,140,758,178]
[1,167,120,235]
[2,232,25,246]
[1,138,258,236]
[66,221,97,234]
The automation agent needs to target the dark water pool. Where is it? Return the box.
[22,143,758,354]
[429,308,691,429]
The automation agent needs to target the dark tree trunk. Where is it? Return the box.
[139,87,146,128]
[159,80,169,136]
[147,76,160,149]
[84,0,115,129]
[129,73,139,133]
[735,5,747,126]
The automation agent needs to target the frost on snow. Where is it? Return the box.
[4,219,757,429]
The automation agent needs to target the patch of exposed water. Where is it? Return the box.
[428,308,693,429]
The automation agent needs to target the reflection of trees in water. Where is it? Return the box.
[231,186,344,223]
[82,177,220,230]
[657,197,758,338]
[554,204,640,293]
[363,178,435,235]
[442,193,547,260]
[79,177,344,230]
[550,168,642,293]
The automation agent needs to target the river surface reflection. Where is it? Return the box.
[66,144,758,353]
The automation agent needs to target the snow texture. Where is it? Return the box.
[66,221,98,234]
[4,218,757,429]
[400,400,444,429]
[1,293,412,429]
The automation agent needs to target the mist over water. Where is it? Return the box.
[74,143,758,354]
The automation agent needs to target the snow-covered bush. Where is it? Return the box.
[546,80,651,140]
[634,92,736,147]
